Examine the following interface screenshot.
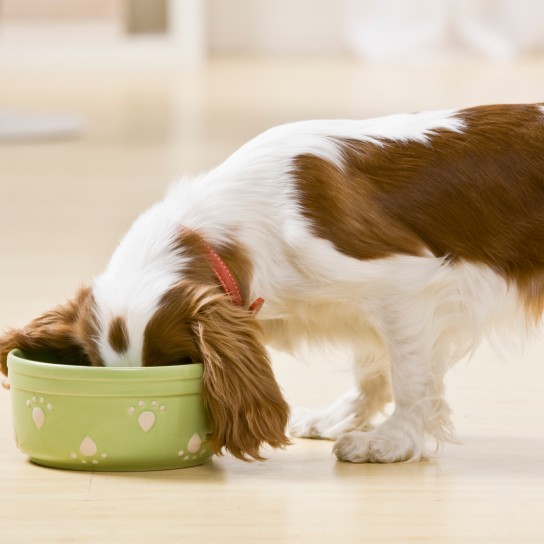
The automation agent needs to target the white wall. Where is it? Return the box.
[208,0,346,54]
[208,0,544,60]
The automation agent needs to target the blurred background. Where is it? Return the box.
[3,7,544,540]
[1,0,544,399]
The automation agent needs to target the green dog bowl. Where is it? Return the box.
[7,349,213,471]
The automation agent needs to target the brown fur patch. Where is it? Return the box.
[191,283,290,461]
[143,280,290,460]
[293,103,544,318]
[0,286,101,375]
[107,316,129,354]
[142,282,202,367]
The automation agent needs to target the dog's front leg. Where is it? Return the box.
[289,330,392,440]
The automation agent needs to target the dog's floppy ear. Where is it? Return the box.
[0,286,97,376]
[192,289,290,461]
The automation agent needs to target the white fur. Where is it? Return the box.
[92,108,524,462]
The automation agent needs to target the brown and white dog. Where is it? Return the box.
[2,103,544,463]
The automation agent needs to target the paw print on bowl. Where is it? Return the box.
[26,396,53,430]
[70,436,108,466]
[177,433,208,461]
[128,400,166,433]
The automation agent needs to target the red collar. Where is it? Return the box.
[190,230,264,315]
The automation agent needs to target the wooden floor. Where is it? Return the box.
[1,55,544,543]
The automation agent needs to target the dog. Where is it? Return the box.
[2,103,544,463]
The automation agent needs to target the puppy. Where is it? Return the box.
[2,103,544,463]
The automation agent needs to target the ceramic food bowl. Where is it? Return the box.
[7,349,213,471]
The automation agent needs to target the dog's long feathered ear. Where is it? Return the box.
[192,289,290,461]
[0,287,96,376]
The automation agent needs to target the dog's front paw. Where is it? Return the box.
[289,406,355,440]
[333,429,422,463]
[289,389,361,440]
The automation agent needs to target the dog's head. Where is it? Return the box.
[0,226,290,461]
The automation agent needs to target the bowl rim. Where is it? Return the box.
[7,349,204,382]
